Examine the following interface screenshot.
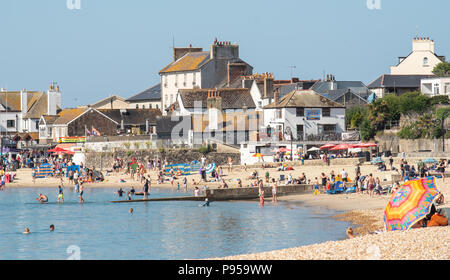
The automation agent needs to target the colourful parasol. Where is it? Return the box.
[329,143,355,151]
[205,163,216,174]
[384,177,441,231]
[252,153,265,158]
[320,143,337,150]
[353,142,378,148]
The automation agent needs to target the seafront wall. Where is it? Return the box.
[375,135,450,157]
[85,149,241,170]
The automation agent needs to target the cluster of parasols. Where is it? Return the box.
[252,143,378,158]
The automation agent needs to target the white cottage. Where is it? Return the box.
[263,89,346,142]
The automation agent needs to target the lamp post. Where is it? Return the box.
[284,126,294,161]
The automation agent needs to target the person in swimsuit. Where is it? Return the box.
[117,188,124,197]
[143,179,149,199]
[271,178,278,204]
[201,198,210,207]
[367,174,375,197]
[36,193,48,204]
[79,182,84,203]
[57,185,64,203]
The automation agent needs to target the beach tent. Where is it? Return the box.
[66,165,80,177]
[164,164,191,176]
[307,147,320,152]
[190,160,201,173]
[35,163,53,178]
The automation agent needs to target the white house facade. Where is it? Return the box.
[421,77,450,97]
[390,37,446,75]
[263,90,346,141]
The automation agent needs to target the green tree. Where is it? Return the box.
[367,99,392,130]
[360,117,376,141]
[345,105,368,129]
[432,62,450,77]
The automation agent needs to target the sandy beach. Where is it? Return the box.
[4,160,450,260]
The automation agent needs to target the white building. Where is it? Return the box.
[0,83,61,143]
[263,89,346,141]
[421,77,450,97]
[390,37,446,75]
[159,39,253,113]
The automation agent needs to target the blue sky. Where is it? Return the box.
[0,0,449,108]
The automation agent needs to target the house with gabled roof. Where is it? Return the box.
[368,74,434,98]
[390,37,446,75]
[0,83,61,144]
[159,39,253,113]
[310,75,371,108]
[126,83,162,110]
[39,107,119,143]
[89,95,129,110]
[263,89,346,142]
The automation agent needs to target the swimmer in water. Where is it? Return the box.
[23,228,30,234]
[117,188,124,197]
[36,193,48,204]
[50,225,55,232]
[79,182,85,203]
[201,198,210,207]
[129,208,134,214]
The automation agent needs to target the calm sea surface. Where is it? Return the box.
[0,187,350,260]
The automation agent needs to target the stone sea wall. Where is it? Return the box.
[85,149,241,170]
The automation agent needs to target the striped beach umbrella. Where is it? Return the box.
[205,163,216,174]
[384,177,441,231]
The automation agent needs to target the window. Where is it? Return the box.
[156,104,159,109]
[322,108,331,117]
[149,104,152,109]
[296,125,304,139]
[35,121,39,130]
[276,109,282,119]
[258,101,262,108]
[142,105,146,109]
[433,84,440,95]
[7,120,15,128]
[445,83,450,94]
[296,108,304,117]
[136,104,139,109]
[423,57,429,66]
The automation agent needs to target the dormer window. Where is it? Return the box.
[423,57,429,66]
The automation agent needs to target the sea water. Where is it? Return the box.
[0,187,350,260]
